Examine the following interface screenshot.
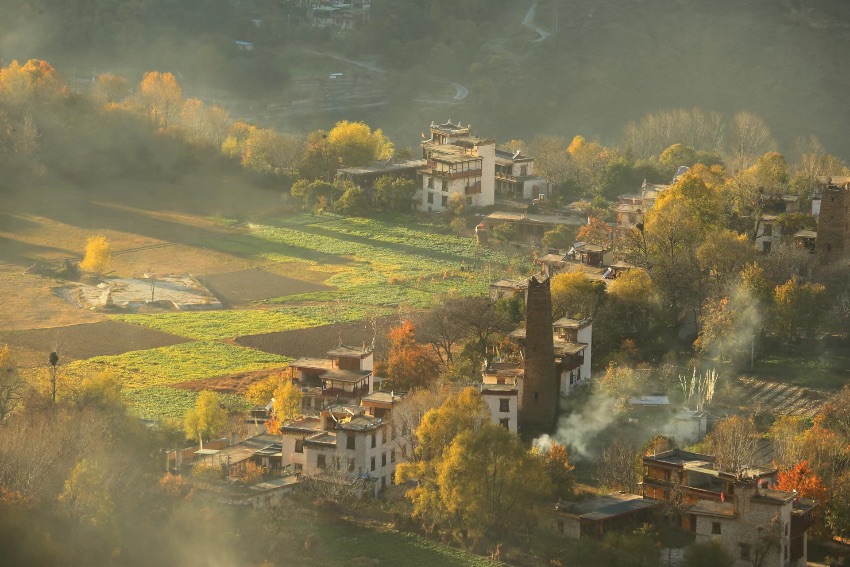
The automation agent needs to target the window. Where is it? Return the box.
[346,435,355,450]
[763,241,772,253]
[427,177,434,189]
[382,431,386,445]
[295,439,304,453]
[427,192,434,204]
[442,180,448,192]
[739,544,750,560]
[390,449,396,463]
[763,223,773,237]
[520,165,528,176]
[371,434,376,448]
[499,418,510,429]
[441,195,448,207]
[382,453,387,467]
[317,454,326,469]
[712,522,721,535]
[370,457,376,471]
[499,399,510,413]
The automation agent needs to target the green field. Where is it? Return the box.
[92,214,518,419]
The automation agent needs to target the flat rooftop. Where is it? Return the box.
[556,493,658,521]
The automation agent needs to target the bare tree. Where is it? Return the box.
[595,436,640,493]
[389,387,449,464]
[704,416,759,473]
[726,111,776,172]
[0,346,25,422]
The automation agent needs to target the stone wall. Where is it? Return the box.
[817,182,850,264]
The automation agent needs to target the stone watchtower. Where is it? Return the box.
[817,179,850,264]
[522,275,558,437]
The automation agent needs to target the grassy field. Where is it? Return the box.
[54,213,520,419]
[749,347,850,390]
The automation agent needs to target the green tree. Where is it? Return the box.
[184,390,228,449]
[681,540,735,567]
[491,222,516,243]
[541,224,577,251]
[373,175,416,211]
[334,185,369,216]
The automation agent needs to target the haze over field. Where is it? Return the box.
[2,0,849,156]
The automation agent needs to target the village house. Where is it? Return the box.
[305,0,369,30]
[289,345,374,401]
[551,492,659,539]
[279,396,408,496]
[494,148,550,201]
[481,210,584,243]
[488,278,528,302]
[642,449,818,566]
[417,120,495,211]
[336,158,426,191]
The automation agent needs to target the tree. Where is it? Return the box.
[530,135,570,185]
[491,222,516,243]
[536,441,575,498]
[384,321,440,390]
[767,416,807,471]
[681,540,735,567]
[137,71,182,127]
[598,363,646,409]
[290,178,336,211]
[596,436,640,493]
[242,127,304,176]
[703,416,759,473]
[622,107,725,158]
[550,271,605,320]
[726,111,776,172]
[576,216,613,247]
[58,458,113,529]
[438,424,551,539]
[272,379,303,427]
[776,460,828,503]
[184,390,228,449]
[541,224,576,251]
[79,235,112,274]
[0,346,24,422]
[416,296,468,366]
[389,387,450,464]
[606,268,654,335]
[91,73,129,106]
[0,59,64,104]
[326,120,394,167]
[334,184,369,216]
[773,276,826,340]
[245,374,279,407]
[395,387,490,531]
[826,470,850,537]
[696,230,754,294]
[373,175,416,211]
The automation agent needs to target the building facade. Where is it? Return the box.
[817,178,850,264]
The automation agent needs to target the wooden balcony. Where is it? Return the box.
[465,182,482,195]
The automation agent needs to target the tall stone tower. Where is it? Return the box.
[522,275,557,437]
[817,180,850,264]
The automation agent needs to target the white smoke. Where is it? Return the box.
[536,390,619,459]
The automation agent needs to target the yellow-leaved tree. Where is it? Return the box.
[79,235,112,274]
[327,120,394,167]
[184,390,228,449]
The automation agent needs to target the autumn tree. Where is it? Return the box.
[334,184,369,216]
[576,216,613,247]
[622,107,725,158]
[606,268,654,335]
[272,379,303,426]
[438,424,551,539]
[767,416,808,471]
[184,390,228,449]
[177,98,230,148]
[536,441,575,498]
[137,71,183,127]
[550,271,605,320]
[246,374,280,407]
[0,345,24,422]
[0,59,64,104]
[773,276,826,340]
[327,120,394,167]
[530,135,570,185]
[776,461,828,503]
[79,235,112,274]
[395,387,490,531]
[566,135,613,196]
[58,458,113,530]
[598,363,646,409]
[703,416,759,472]
[242,127,304,176]
[290,179,336,211]
[91,73,129,106]
[696,230,754,295]
[390,386,451,464]
[384,321,439,390]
